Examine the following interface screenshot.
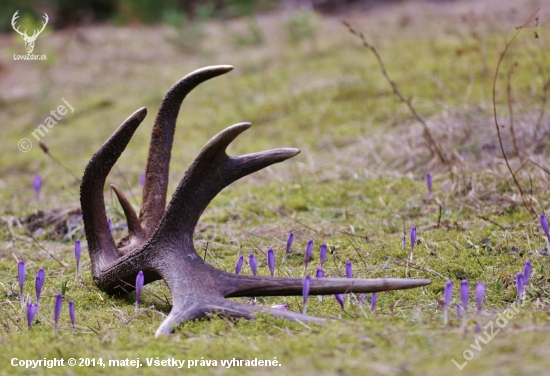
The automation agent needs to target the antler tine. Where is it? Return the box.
[81,108,147,271]
[140,65,234,234]
[110,184,145,252]
[154,297,326,337]
[155,122,299,239]
[223,276,432,298]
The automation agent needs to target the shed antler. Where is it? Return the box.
[80,66,431,336]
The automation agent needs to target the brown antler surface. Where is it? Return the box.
[80,66,431,337]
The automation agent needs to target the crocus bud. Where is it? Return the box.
[139,173,145,187]
[371,292,377,313]
[305,239,313,269]
[107,218,113,234]
[319,243,327,267]
[267,248,275,277]
[33,174,42,199]
[26,302,38,329]
[475,282,485,313]
[410,227,417,261]
[540,214,549,245]
[35,268,45,303]
[315,268,324,278]
[75,239,81,280]
[235,255,244,275]
[443,280,453,325]
[335,294,344,310]
[524,260,531,286]
[54,292,62,335]
[69,300,76,329]
[444,280,453,309]
[286,232,294,254]
[516,273,524,301]
[135,271,144,312]
[249,254,257,276]
[360,293,366,305]
[18,260,25,307]
[345,261,352,279]
[460,280,469,311]
[426,173,432,199]
[302,274,311,314]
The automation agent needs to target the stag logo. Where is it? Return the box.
[11,11,48,54]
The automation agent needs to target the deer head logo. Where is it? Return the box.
[11,11,48,54]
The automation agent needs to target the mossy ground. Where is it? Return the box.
[1,1,550,375]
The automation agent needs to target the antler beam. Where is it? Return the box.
[80,66,431,337]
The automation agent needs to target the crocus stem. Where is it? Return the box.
[443,308,448,325]
[135,301,139,313]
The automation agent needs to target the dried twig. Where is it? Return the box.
[342,21,448,166]
[506,62,520,157]
[491,8,539,211]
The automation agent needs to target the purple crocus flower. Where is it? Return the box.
[319,243,327,267]
[107,218,113,234]
[371,292,377,313]
[315,267,324,278]
[402,235,406,249]
[443,280,453,324]
[335,294,344,310]
[302,274,311,314]
[286,232,294,254]
[410,227,417,261]
[540,214,549,245]
[460,280,469,311]
[54,292,62,335]
[267,248,275,277]
[135,271,144,312]
[35,268,45,303]
[33,174,42,199]
[69,300,76,329]
[360,293,366,305]
[75,239,81,280]
[139,173,145,187]
[516,272,524,301]
[524,260,531,286]
[18,260,25,307]
[305,239,313,269]
[235,255,244,275]
[345,261,352,279]
[426,173,432,199]
[26,302,38,329]
[475,282,485,313]
[249,254,257,276]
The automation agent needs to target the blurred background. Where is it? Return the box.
[0,0,547,216]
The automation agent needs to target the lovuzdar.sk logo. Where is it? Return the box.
[11,10,48,60]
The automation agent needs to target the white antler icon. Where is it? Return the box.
[11,11,48,54]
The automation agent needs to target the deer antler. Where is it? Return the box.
[80,66,431,337]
